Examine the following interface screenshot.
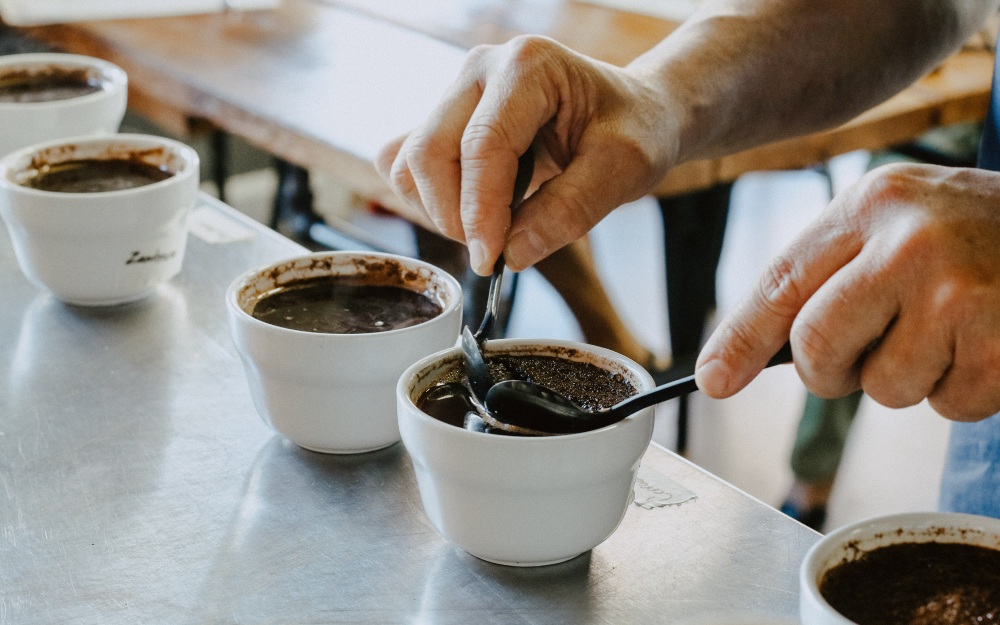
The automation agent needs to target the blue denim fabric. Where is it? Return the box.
[938,46,1000,519]
[978,48,1000,171]
[939,415,1000,518]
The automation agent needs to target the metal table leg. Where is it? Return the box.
[658,182,732,455]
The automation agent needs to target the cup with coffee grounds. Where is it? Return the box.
[397,338,656,566]
[0,133,200,305]
[227,251,463,454]
[800,511,1000,625]
[0,53,128,158]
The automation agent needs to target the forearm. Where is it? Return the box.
[630,0,999,165]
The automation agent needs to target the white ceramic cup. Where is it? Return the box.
[0,53,128,158]
[0,133,200,306]
[800,511,1000,625]
[397,338,656,567]
[227,251,463,454]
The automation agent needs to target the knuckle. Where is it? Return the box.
[464,43,490,64]
[502,34,559,67]
[859,356,921,409]
[856,162,922,207]
[755,254,807,317]
[460,122,501,150]
[463,42,498,71]
[791,319,838,364]
[799,375,855,402]
[387,157,414,197]
[406,133,451,171]
[862,375,922,410]
[714,320,764,369]
[928,276,988,329]
[927,393,995,422]
[460,123,513,170]
[790,318,855,397]
[928,352,1000,422]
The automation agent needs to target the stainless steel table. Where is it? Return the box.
[0,195,818,624]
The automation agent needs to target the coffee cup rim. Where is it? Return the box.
[0,133,199,197]
[398,338,656,443]
[226,250,464,339]
[0,52,128,111]
[799,510,1000,624]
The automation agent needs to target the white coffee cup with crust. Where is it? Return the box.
[227,251,463,454]
[0,53,128,158]
[0,133,200,306]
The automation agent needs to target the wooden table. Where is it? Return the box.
[15,0,994,199]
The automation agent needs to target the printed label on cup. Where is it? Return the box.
[125,249,178,265]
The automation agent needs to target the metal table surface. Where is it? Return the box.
[0,195,819,625]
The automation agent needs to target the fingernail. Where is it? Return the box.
[468,240,489,275]
[695,358,730,397]
[506,230,545,269]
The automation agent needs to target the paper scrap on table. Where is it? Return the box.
[572,0,704,22]
[187,205,256,244]
[633,464,697,509]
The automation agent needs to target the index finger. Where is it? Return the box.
[695,209,863,397]
[458,39,561,274]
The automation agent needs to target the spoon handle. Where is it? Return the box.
[473,149,535,341]
[607,341,795,421]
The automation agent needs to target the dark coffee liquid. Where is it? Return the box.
[251,276,442,334]
[417,354,636,436]
[0,67,103,103]
[820,541,1000,625]
[24,158,173,193]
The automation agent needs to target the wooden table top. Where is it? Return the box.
[17,0,995,199]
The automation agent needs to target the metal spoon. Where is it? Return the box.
[483,342,795,434]
[417,380,551,436]
[461,149,535,402]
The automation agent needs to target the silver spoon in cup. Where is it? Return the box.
[461,149,535,403]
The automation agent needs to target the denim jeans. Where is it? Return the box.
[939,414,1000,518]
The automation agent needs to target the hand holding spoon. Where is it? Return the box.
[483,342,794,435]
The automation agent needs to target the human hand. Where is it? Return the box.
[375,35,677,275]
[695,162,1000,421]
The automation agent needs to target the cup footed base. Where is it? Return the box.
[292,438,400,455]
[56,288,158,308]
[470,550,587,567]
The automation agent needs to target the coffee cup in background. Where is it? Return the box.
[0,53,128,158]
[226,251,463,454]
[0,133,200,305]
